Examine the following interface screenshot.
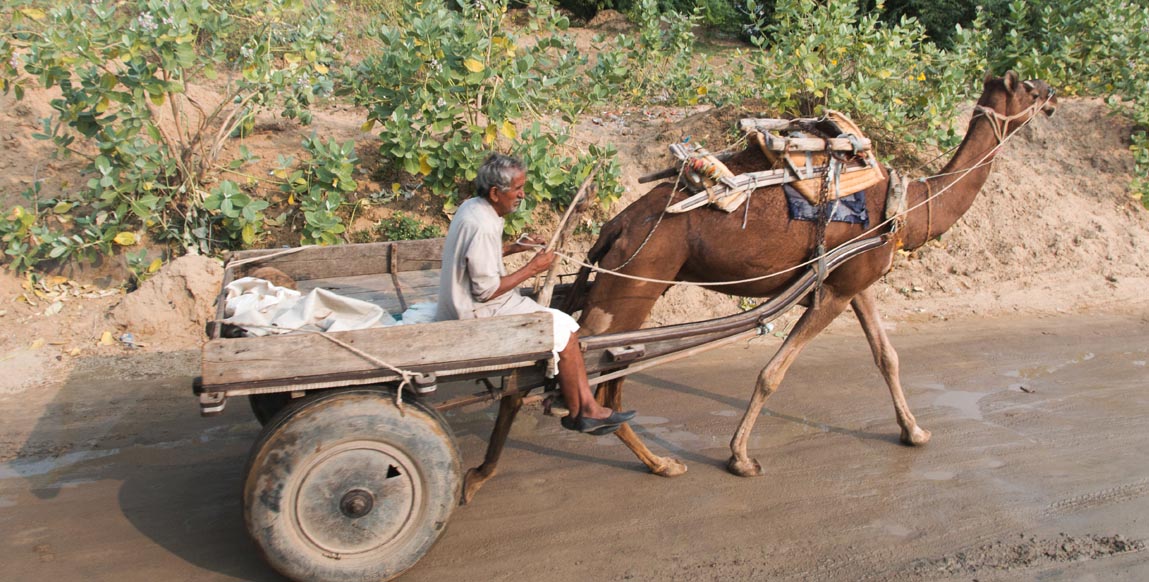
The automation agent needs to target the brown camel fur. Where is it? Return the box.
[573,72,1057,478]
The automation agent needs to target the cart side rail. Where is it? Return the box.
[200,312,554,393]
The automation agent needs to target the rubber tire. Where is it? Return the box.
[243,388,461,582]
[248,392,296,426]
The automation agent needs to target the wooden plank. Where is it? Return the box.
[298,273,393,294]
[227,238,446,281]
[293,271,439,315]
[740,118,803,132]
[762,134,871,153]
[395,269,441,289]
[201,312,554,387]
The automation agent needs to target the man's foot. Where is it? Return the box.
[561,409,636,435]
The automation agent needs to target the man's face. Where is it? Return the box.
[488,170,526,217]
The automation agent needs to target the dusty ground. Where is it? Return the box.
[1,312,1147,580]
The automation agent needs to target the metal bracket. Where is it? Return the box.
[607,344,646,363]
[198,392,226,416]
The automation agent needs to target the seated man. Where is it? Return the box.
[436,153,635,434]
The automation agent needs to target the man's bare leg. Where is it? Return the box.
[555,332,613,420]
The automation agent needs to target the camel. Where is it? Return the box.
[570,71,1057,478]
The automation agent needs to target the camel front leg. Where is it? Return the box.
[850,288,931,445]
[462,389,524,505]
[728,290,854,477]
[596,378,687,477]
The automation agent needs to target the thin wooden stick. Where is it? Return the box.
[534,163,600,307]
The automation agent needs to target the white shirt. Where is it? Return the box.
[436,196,541,321]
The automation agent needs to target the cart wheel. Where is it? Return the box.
[248,393,295,426]
[244,388,461,582]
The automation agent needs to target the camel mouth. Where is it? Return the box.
[1026,80,1057,117]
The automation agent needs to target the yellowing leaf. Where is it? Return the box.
[484,123,497,145]
[917,72,926,81]
[314,62,329,75]
[30,338,45,349]
[288,193,295,205]
[113,232,137,246]
[418,155,432,176]
[284,52,302,65]
[360,119,376,132]
[95,97,110,114]
[500,120,517,140]
[392,182,402,193]
[19,7,47,20]
[147,258,163,273]
[878,69,892,79]
[696,85,708,96]
[53,201,74,214]
[463,58,485,73]
[99,331,115,346]
[150,92,165,106]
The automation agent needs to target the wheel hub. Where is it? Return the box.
[293,442,424,556]
[340,489,375,519]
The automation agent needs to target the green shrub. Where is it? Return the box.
[203,180,271,247]
[0,0,340,271]
[741,0,987,153]
[378,212,443,241]
[342,0,623,232]
[584,0,716,107]
[276,135,359,246]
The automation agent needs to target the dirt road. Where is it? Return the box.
[2,311,1147,581]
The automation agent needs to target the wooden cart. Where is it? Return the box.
[195,234,888,582]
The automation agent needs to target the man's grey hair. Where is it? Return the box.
[474,153,525,199]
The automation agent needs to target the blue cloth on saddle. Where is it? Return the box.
[784,184,869,226]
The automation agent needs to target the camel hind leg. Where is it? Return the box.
[728,288,855,477]
[596,378,687,477]
[850,288,931,445]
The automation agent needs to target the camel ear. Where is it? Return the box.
[1003,70,1020,93]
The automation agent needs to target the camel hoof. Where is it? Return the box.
[652,458,688,478]
[461,467,492,505]
[726,456,764,477]
[901,425,932,446]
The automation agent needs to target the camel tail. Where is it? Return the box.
[560,216,623,314]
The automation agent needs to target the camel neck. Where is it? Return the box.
[902,113,1001,250]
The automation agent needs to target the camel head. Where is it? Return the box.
[974,71,1058,140]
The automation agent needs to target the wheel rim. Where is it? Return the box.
[291,440,425,557]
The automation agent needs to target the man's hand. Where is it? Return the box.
[504,233,547,256]
[525,249,555,276]
[488,248,556,301]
